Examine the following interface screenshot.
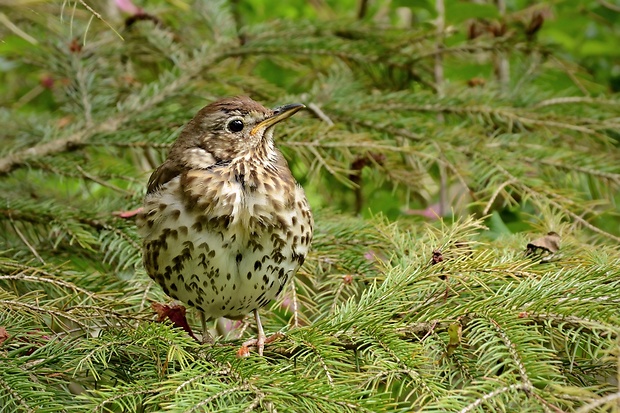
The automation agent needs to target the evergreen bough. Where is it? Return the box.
[0,1,619,411]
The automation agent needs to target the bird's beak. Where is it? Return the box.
[251,103,305,136]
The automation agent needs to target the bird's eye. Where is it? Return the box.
[226,118,244,133]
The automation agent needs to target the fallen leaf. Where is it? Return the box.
[527,231,560,255]
[236,345,251,358]
[151,303,198,341]
[0,327,8,346]
[69,38,82,53]
[467,77,486,87]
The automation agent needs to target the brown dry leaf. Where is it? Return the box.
[527,231,560,255]
[0,327,9,346]
[236,345,251,358]
[431,249,443,265]
[151,302,198,341]
[68,38,82,53]
[467,77,486,88]
[431,241,473,266]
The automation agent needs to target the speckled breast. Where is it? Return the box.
[137,166,313,320]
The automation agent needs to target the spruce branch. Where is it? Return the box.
[1,1,620,411]
[458,383,532,413]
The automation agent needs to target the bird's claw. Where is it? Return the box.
[237,332,284,357]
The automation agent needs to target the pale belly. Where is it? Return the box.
[139,176,311,319]
[147,220,299,319]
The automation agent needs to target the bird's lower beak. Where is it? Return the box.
[251,103,305,135]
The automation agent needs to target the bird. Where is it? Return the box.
[136,96,313,355]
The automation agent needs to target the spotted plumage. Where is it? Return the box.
[136,96,313,354]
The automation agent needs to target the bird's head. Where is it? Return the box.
[170,96,304,169]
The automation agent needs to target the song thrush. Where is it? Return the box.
[136,96,313,355]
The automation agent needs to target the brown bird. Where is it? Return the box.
[136,96,313,355]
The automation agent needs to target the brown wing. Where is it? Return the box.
[146,160,184,195]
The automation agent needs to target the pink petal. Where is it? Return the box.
[115,0,141,14]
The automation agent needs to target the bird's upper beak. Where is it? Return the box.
[251,103,305,136]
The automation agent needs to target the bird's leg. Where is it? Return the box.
[200,312,213,344]
[255,310,266,356]
[237,291,294,356]
[239,309,269,356]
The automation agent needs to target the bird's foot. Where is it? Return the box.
[201,331,214,344]
[200,313,214,345]
[237,332,284,357]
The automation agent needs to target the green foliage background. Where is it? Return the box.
[1,0,619,411]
